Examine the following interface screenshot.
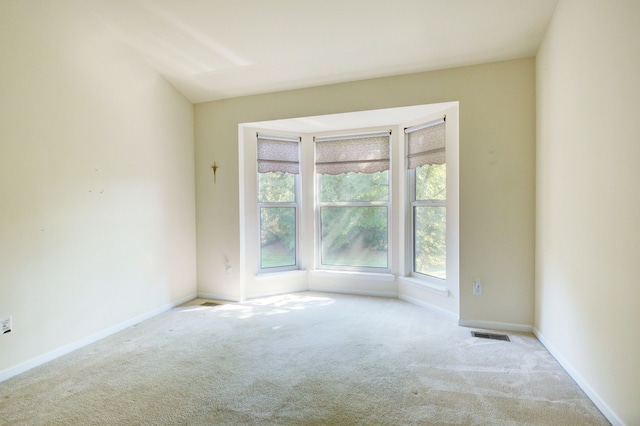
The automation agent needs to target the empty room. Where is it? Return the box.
[1,0,638,424]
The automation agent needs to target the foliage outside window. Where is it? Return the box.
[259,172,297,268]
[318,172,389,268]
[412,164,446,278]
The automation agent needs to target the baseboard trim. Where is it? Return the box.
[533,328,624,426]
[398,294,458,322]
[308,287,398,299]
[244,287,310,300]
[197,292,241,302]
[458,318,533,333]
[0,293,196,384]
[399,276,449,297]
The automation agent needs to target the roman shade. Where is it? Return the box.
[405,118,445,169]
[257,134,300,174]
[315,132,390,175]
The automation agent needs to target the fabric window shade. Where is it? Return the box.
[315,132,390,175]
[257,134,300,174]
[406,119,445,169]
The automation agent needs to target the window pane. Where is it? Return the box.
[414,206,446,279]
[319,171,388,202]
[260,207,296,268]
[258,172,295,203]
[321,206,387,268]
[415,164,446,201]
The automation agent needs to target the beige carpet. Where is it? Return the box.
[0,292,608,425]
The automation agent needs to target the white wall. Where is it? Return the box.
[535,1,640,424]
[0,1,196,376]
[195,58,535,327]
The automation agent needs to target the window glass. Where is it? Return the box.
[260,207,296,268]
[319,171,389,202]
[415,164,446,201]
[258,172,295,203]
[413,205,446,278]
[320,206,388,268]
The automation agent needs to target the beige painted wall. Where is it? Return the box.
[0,1,196,374]
[535,1,640,423]
[195,58,535,326]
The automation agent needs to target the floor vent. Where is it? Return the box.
[471,331,510,342]
[201,302,221,307]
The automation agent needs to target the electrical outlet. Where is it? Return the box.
[473,281,483,296]
[1,316,12,334]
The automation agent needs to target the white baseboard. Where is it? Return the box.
[197,292,241,302]
[398,294,458,322]
[533,328,624,426]
[399,276,449,297]
[0,293,196,384]
[308,286,398,299]
[458,318,533,333]
[243,287,310,300]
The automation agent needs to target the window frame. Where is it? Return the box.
[409,166,446,280]
[314,132,392,273]
[256,136,302,274]
[405,119,447,282]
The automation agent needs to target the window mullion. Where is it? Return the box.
[259,202,298,208]
[319,201,387,207]
[412,199,445,208]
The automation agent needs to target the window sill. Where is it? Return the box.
[399,276,449,297]
[255,269,307,281]
[310,269,395,282]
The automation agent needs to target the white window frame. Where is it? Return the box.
[408,167,446,280]
[314,131,392,273]
[402,115,455,292]
[256,135,301,273]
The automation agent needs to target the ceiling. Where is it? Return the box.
[82,0,559,104]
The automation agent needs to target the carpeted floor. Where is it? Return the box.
[0,292,609,425]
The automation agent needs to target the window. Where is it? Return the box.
[242,103,457,301]
[257,134,300,271]
[315,132,391,270]
[407,119,446,279]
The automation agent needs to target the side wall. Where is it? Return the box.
[535,1,640,424]
[195,58,535,328]
[0,1,196,376]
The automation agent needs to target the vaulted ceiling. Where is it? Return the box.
[82,0,559,103]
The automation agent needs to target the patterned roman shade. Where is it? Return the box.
[257,134,300,174]
[406,119,445,169]
[315,132,390,175]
